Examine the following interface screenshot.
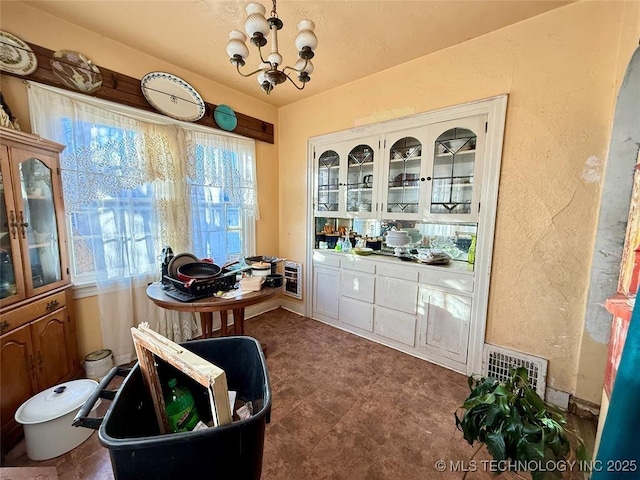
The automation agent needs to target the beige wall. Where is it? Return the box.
[0,2,280,359]
[278,1,640,402]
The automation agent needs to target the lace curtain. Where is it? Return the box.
[185,129,259,220]
[27,84,260,362]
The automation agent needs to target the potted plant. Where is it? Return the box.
[455,366,589,480]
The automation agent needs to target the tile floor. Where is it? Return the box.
[3,308,593,479]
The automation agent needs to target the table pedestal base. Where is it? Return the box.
[200,309,245,339]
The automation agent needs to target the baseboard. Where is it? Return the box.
[279,297,305,316]
[569,395,601,420]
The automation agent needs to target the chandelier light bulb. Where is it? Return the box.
[244,3,269,37]
[295,20,317,51]
[226,30,250,60]
[294,59,314,74]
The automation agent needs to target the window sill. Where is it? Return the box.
[72,282,98,299]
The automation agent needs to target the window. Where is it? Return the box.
[29,84,257,285]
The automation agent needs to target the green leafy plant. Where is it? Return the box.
[455,367,589,480]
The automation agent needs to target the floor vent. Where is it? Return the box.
[482,344,548,398]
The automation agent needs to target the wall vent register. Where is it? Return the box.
[283,261,302,299]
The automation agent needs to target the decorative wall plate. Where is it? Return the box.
[50,50,102,93]
[0,31,37,75]
[141,72,205,122]
[213,104,238,131]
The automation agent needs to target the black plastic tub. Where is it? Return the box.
[81,337,271,480]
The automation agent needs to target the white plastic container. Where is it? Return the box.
[84,349,113,381]
[14,379,100,460]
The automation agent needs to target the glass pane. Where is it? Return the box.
[387,137,422,215]
[20,159,62,288]
[0,168,18,298]
[317,150,339,212]
[347,144,375,213]
[431,128,476,215]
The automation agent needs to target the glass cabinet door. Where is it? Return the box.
[316,148,341,215]
[18,158,63,293]
[382,128,428,219]
[0,147,25,305]
[426,115,486,222]
[345,137,378,217]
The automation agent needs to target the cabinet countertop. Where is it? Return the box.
[313,249,474,276]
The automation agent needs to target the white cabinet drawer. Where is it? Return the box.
[375,276,418,314]
[313,251,341,268]
[419,270,474,293]
[378,264,419,282]
[340,297,374,332]
[341,271,375,303]
[342,257,376,274]
[375,306,417,347]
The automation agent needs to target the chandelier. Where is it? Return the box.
[226,0,317,95]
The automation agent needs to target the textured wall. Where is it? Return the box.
[278,1,640,401]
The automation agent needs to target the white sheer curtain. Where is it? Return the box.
[28,83,202,364]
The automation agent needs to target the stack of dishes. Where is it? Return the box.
[386,230,410,247]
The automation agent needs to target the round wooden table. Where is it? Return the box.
[146,283,283,338]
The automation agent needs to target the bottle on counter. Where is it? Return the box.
[467,234,477,265]
[165,377,200,432]
[342,235,351,253]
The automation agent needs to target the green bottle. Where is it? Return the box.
[467,234,477,265]
[165,378,200,432]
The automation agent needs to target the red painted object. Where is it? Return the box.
[604,294,633,397]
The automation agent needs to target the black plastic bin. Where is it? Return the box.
[76,336,271,480]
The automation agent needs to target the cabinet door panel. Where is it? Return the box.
[376,276,418,314]
[9,148,68,297]
[341,270,374,303]
[381,127,429,220]
[424,115,486,222]
[419,286,471,363]
[340,297,374,332]
[1,325,37,432]
[374,306,416,346]
[313,267,340,320]
[0,146,26,308]
[30,308,72,390]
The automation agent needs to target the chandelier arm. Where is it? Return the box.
[257,44,269,65]
[236,63,268,78]
[284,72,306,90]
[283,59,308,74]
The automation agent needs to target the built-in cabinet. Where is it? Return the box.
[307,96,508,375]
[312,115,486,223]
[0,128,80,451]
[312,250,473,372]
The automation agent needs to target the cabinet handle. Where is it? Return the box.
[46,299,60,311]
[420,177,426,182]
[0,320,9,334]
[8,210,18,239]
[18,211,28,239]
[426,177,432,181]
[38,351,44,371]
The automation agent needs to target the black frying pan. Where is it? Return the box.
[176,262,222,283]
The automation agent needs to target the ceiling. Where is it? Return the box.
[23,0,572,107]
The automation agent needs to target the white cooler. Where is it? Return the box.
[14,379,100,460]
